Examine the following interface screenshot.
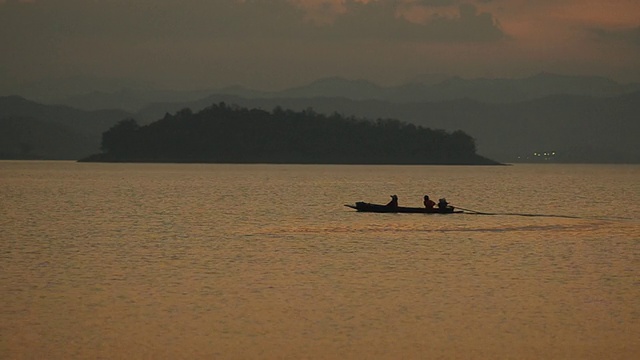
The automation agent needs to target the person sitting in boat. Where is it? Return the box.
[423,195,436,209]
[386,195,398,208]
[437,198,449,209]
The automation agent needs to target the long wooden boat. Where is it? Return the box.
[345,201,462,214]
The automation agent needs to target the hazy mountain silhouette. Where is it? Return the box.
[273,73,638,103]
[6,76,150,105]
[157,73,640,106]
[81,103,498,165]
[9,73,639,112]
[0,96,131,159]
[2,73,639,163]
[276,77,389,100]
[0,117,96,159]
[132,92,640,164]
[60,88,219,113]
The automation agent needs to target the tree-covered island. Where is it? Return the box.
[79,103,500,165]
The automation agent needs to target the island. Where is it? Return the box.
[79,102,501,165]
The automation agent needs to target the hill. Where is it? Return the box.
[80,103,499,165]
[8,73,638,112]
[0,96,131,159]
[2,88,638,163]
[0,117,95,159]
[131,92,640,164]
[35,73,640,112]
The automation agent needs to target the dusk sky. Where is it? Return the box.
[1,0,639,92]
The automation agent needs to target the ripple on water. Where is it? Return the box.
[1,162,639,359]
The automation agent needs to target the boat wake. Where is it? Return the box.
[454,206,638,222]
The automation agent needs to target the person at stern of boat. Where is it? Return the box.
[386,195,398,208]
[423,195,436,209]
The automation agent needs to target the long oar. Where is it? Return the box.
[451,206,495,215]
[453,205,581,219]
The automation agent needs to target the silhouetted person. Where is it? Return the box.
[423,195,436,209]
[386,195,398,208]
[438,198,449,210]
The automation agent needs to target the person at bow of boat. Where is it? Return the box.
[423,195,436,209]
[386,195,398,208]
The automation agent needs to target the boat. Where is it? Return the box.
[345,201,462,214]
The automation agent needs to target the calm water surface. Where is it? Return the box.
[1,161,639,359]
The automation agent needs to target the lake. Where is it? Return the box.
[1,161,639,359]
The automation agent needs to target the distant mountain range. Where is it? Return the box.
[0,96,129,159]
[131,92,640,164]
[1,73,639,163]
[232,73,640,104]
[80,103,498,165]
[9,73,640,112]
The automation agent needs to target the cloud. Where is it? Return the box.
[291,1,507,43]
[411,0,457,6]
[0,0,506,43]
[590,26,640,47]
[1,0,638,90]
[420,3,506,42]
[0,1,297,41]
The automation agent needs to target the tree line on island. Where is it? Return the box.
[80,102,500,165]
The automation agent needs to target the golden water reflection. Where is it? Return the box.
[1,162,639,359]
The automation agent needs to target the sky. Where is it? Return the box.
[1,0,639,92]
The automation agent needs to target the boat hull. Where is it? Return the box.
[345,202,462,214]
